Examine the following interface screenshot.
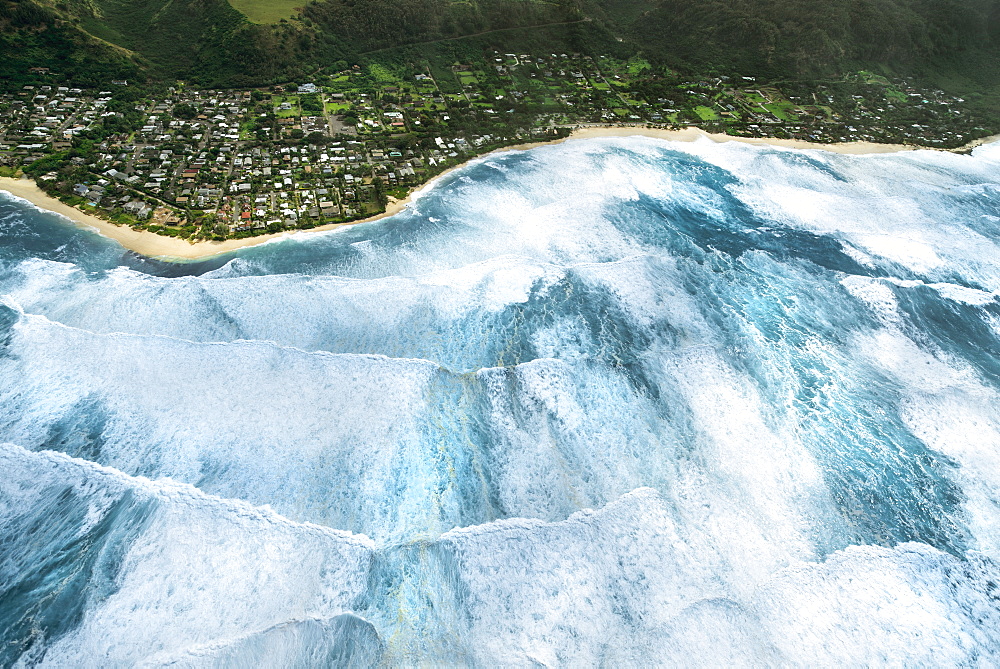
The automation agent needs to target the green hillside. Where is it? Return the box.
[301,0,584,52]
[623,0,999,76]
[62,0,339,86]
[1,0,997,102]
[0,0,140,87]
[619,0,1000,112]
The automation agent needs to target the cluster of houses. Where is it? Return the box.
[0,60,989,239]
[0,83,486,233]
[0,85,97,162]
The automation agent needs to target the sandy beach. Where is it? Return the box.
[2,126,997,261]
[0,176,412,260]
[565,126,918,154]
[561,125,999,155]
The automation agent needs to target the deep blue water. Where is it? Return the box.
[2,136,1000,665]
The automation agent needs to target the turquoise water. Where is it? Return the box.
[1,136,1000,664]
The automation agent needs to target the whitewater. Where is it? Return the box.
[1,136,1000,665]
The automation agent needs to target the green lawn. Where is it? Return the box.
[764,103,797,121]
[694,105,719,120]
[228,0,303,23]
[272,95,300,117]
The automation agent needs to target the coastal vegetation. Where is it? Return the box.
[1,0,997,107]
[1,0,998,246]
[2,51,996,248]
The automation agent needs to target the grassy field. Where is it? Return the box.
[693,105,718,120]
[764,102,797,121]
[227,0,303,23]
[272,94,300,117]
[325,101,351,113]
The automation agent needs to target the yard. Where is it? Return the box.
[694,105,719,120]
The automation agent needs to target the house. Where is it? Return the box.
[124,200,151,218]
[297,83,318,94]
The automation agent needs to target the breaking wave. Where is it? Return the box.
[2,136,1000,664]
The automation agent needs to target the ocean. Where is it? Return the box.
[1,136,999,665]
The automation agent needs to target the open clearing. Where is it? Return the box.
[228,0,302,24]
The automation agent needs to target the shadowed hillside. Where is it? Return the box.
[0,0,139,86]
[1,0,997,96]
[624,0,999,77]
[300,0,584,52]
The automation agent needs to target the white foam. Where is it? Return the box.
[3,134,1000,664]
[436,488,1000,664]
[971,139,1000,162]
[0,444,372,667]
[851,328,1000,555]
[6,255,568,372]
[0,313,445,541]
[841,275,902,323]
[656,345,835,583]
[662,137,1000,288]
[757,542,1000,664]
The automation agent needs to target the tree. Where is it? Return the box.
[300,93,323,112]
[172,102,197,120]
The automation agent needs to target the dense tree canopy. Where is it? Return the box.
[0,0,996,93]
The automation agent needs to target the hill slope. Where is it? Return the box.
[1,0,997,96]
[622,0,1000,78]
[0,0,139,88]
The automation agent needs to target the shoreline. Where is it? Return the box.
[0,176,415,261]
[553,125,1000,155]
[2,126,997,261]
